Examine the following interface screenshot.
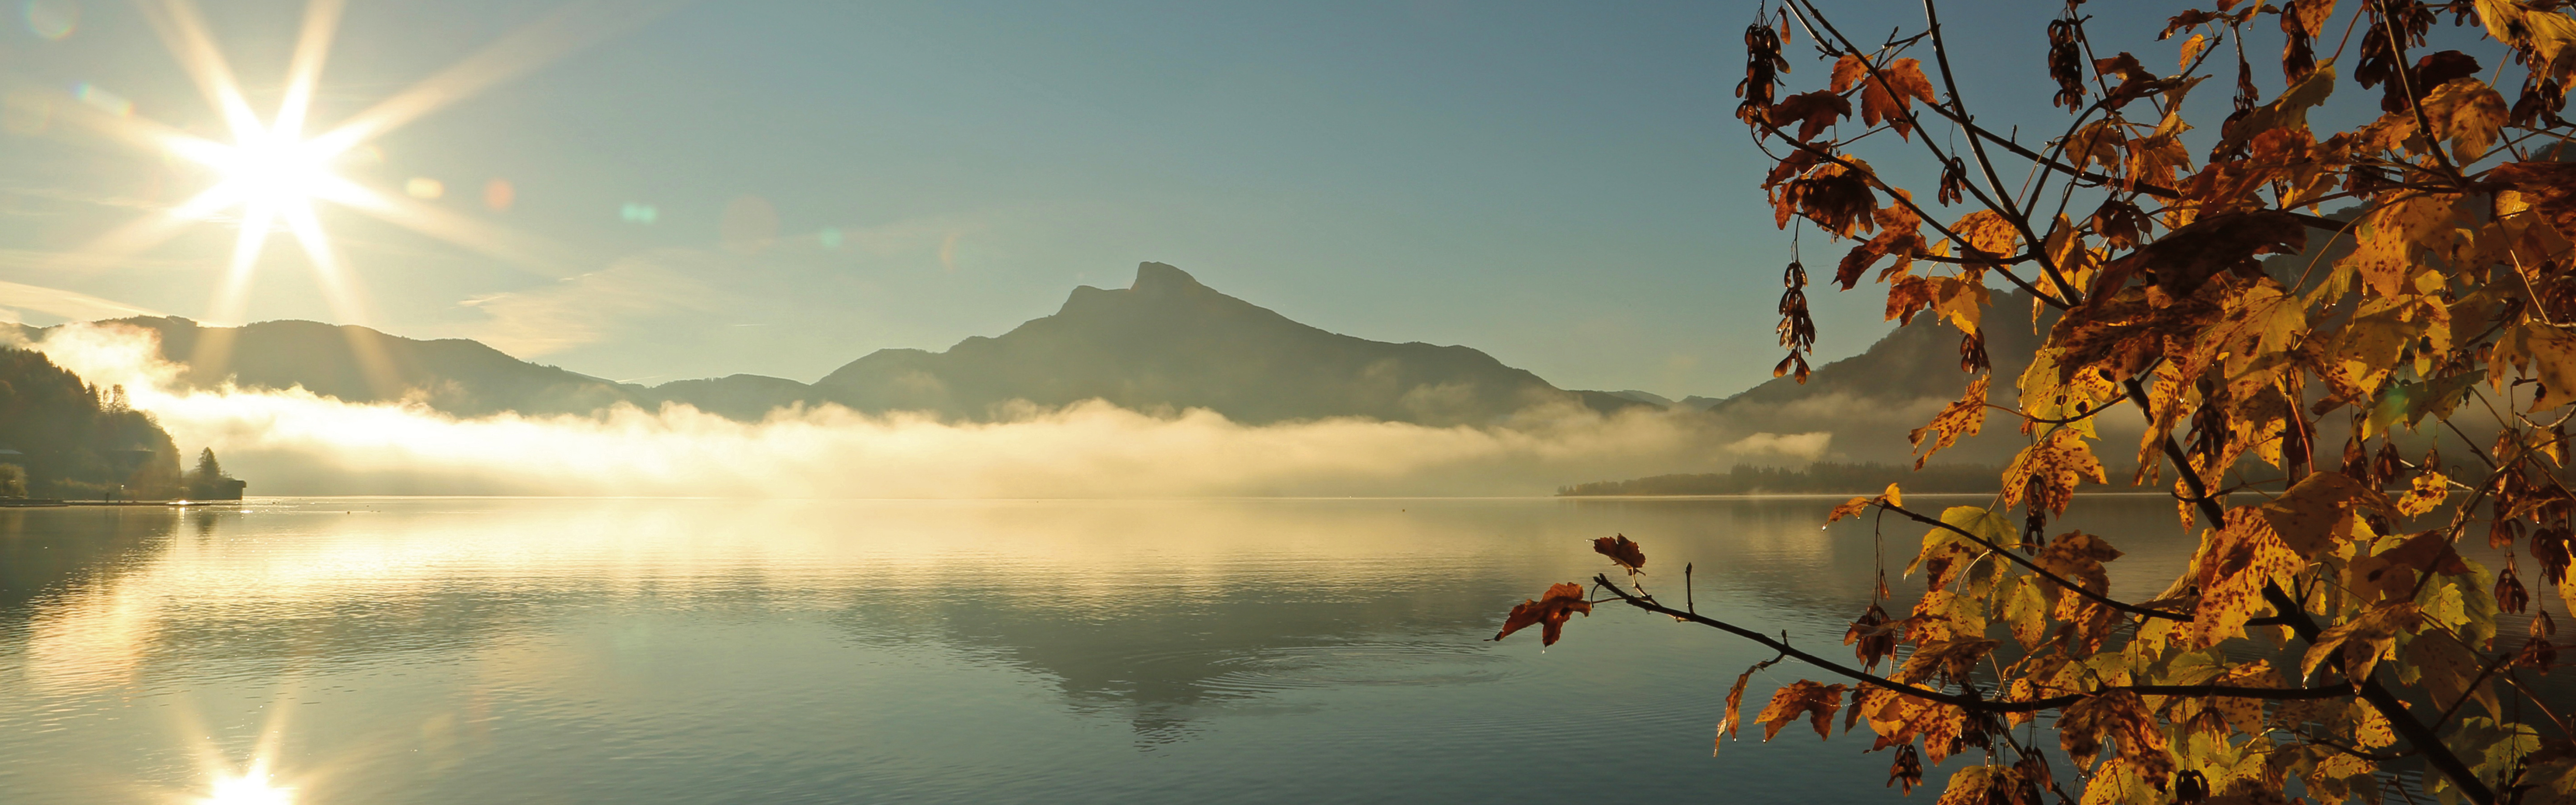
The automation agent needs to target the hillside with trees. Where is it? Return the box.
[0,348,181,499]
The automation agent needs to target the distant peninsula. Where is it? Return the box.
[1556,462,2008,496]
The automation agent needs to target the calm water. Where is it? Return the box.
[0,495,2235,803]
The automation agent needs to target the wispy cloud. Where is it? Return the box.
[454,250,735,357]
[0,279,163,324]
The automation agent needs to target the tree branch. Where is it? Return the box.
[2131,377,2500,805]
[1588,573,2350,713]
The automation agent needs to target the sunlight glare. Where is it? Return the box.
[200,763,294,805]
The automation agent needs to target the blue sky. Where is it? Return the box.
[0,0,2457,395]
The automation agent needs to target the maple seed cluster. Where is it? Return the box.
[1497,1,2576,804]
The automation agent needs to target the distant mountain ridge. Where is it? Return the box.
[21,263,1647,426]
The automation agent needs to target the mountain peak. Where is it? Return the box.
[1131,261,1201,292]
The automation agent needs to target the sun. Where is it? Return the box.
[196,125,358,213]
[54,0,641,331]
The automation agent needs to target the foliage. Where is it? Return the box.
[0,464,24,498]
[184,448,242,500]
[1498,2,2576,803]
[0,349,181,499]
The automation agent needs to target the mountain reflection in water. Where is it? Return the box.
[0,495,2299,804]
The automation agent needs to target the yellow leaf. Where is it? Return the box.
[2404,629,2501,720]
[1933,767,1997,805]
[2419,78,2508,163]
[1883,482,1903,509]
[2003,427,2106,515]
[2257,471,2389,557]
[2397,471,2451,517]
[2499,324,2576,411]
[1999,575,2048,650]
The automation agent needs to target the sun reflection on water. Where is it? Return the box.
[200,761,294,805]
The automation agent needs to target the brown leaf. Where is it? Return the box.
[1593,534,1645,572]
[2490,161,2576,242]
[2087,211,2308,301]
[2057,690,2176,788]
[2300,602,2423,683]
[2035,531,2122,602]
[1753,680,1847,741]
[1887,743,1924,794]
[1494,582,1592,646]
[2257,471,2392,557]
[1845,602,1897,671]
[1766,90,1851,142]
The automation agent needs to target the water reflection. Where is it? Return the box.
[0,495,2313,804]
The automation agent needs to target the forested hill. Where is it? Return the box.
[0,349,181,498]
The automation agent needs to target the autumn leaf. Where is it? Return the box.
[1716,656,1779,756]
[2497,323,2576,411]
[2398,471,2452,517]
[2087,210,2307,301]
[1593,534,1646,572]
[1908,374,1987,469]
[2258,470,2391,557]
[1998,575,2048,650]
[2001,426,2106,516]
[2419,78,2509,163]
[1827,495,1876,523]
[1854,58,1937,139]
[2405,629,2502,720]
[1766,90,1851,142]
[2301,602,2424,683]
[1494,582,1592,646]
[1753,680,1847,741]
[2190,508,2305,648]
[1931,767,1999,805]
[2058,690,2176,788]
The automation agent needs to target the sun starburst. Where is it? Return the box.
[50,0,653,331]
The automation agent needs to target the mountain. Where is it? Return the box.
[811,262,1641,425]
[1685,291,2055,467]
[28,263,1646,426]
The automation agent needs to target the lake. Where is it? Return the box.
[0,495,2312,803]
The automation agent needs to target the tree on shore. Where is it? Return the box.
[1499,2,2576,803]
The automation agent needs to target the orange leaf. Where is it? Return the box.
[1494,582,1592,646]
[1827,495,1876,523]
[1858,58,1937,139]
[1753,680,1847,741]
[1593,534,1646,571]
[1716,656,1780,756]
[1908,374,1988,469]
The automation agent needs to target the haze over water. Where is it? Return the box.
[0,495,2226,804]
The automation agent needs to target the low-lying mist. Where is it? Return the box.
[29,324,1811,497]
